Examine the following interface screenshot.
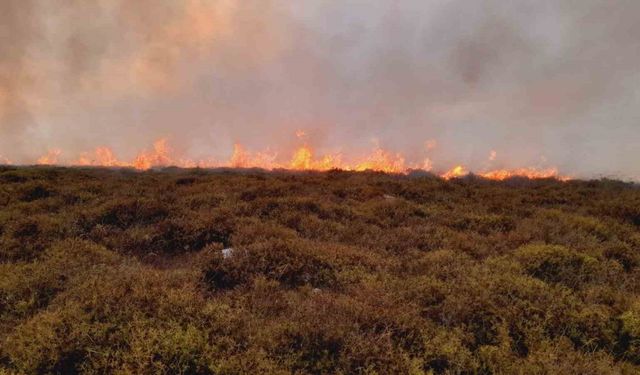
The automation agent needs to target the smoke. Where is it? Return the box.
[1,0,639,178]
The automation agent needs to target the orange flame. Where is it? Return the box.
[230,143,278,169]
[479,167,564,181]
[422,158,433,172]
[353,148,406,173]
[290,146,313,170]
[287,145,343,171]
[442,165,467,180]
[133,138,173,170]
[37,149,62,165]
[28,133,570,181]
[76,147,126,167]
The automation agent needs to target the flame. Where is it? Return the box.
[479,167,563,181]
[439,165,568,181]
[442,165,467,179]
[133,138,173,170]
[75,147,125,167]
[422,158,433,172]
[316,154,343,171]
[287,145,344,171]
[37,149,62,165]
[229,143,249,168]
[354,148,406,173]
[26,133,570,181]
[290,146,313,170]
[230,143,278,169]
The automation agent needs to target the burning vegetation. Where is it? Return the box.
[0,166,639,374]
[25,133,568,181]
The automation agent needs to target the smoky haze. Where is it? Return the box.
[1,0,639,179]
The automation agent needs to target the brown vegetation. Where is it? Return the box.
[1,166,639,374]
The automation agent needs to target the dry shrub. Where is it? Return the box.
[205,238,338,290]
[1,167,640,373]
[620,300,640,364]
[515,244,601,289]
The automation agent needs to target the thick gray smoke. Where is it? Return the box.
[1,0,639,178]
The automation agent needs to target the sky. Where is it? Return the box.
[1,0,639,178]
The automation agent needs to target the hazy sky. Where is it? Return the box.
[1,0,639,178]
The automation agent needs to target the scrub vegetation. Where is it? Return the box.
[1,166,640,374]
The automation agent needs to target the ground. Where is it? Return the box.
[1,166,640,374]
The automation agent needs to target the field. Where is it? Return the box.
[1,166,640,374]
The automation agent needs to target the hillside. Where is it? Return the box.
[1,166,640,374]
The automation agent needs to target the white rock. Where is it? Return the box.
[221,248,234,259]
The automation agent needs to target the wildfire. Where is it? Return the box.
[133,138,173,170]
[290,146,313,170]
[442,165,467,180]
[37,149,62,165]
[76,147,126,167]
[353,148,406,173]
[422,158,433,172]
[230,143,278,169]
[29,133,570,181]
[479,168,565,181]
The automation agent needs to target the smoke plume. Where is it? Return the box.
[1,0,639,179]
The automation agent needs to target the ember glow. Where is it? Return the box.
[31,134,569,180]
